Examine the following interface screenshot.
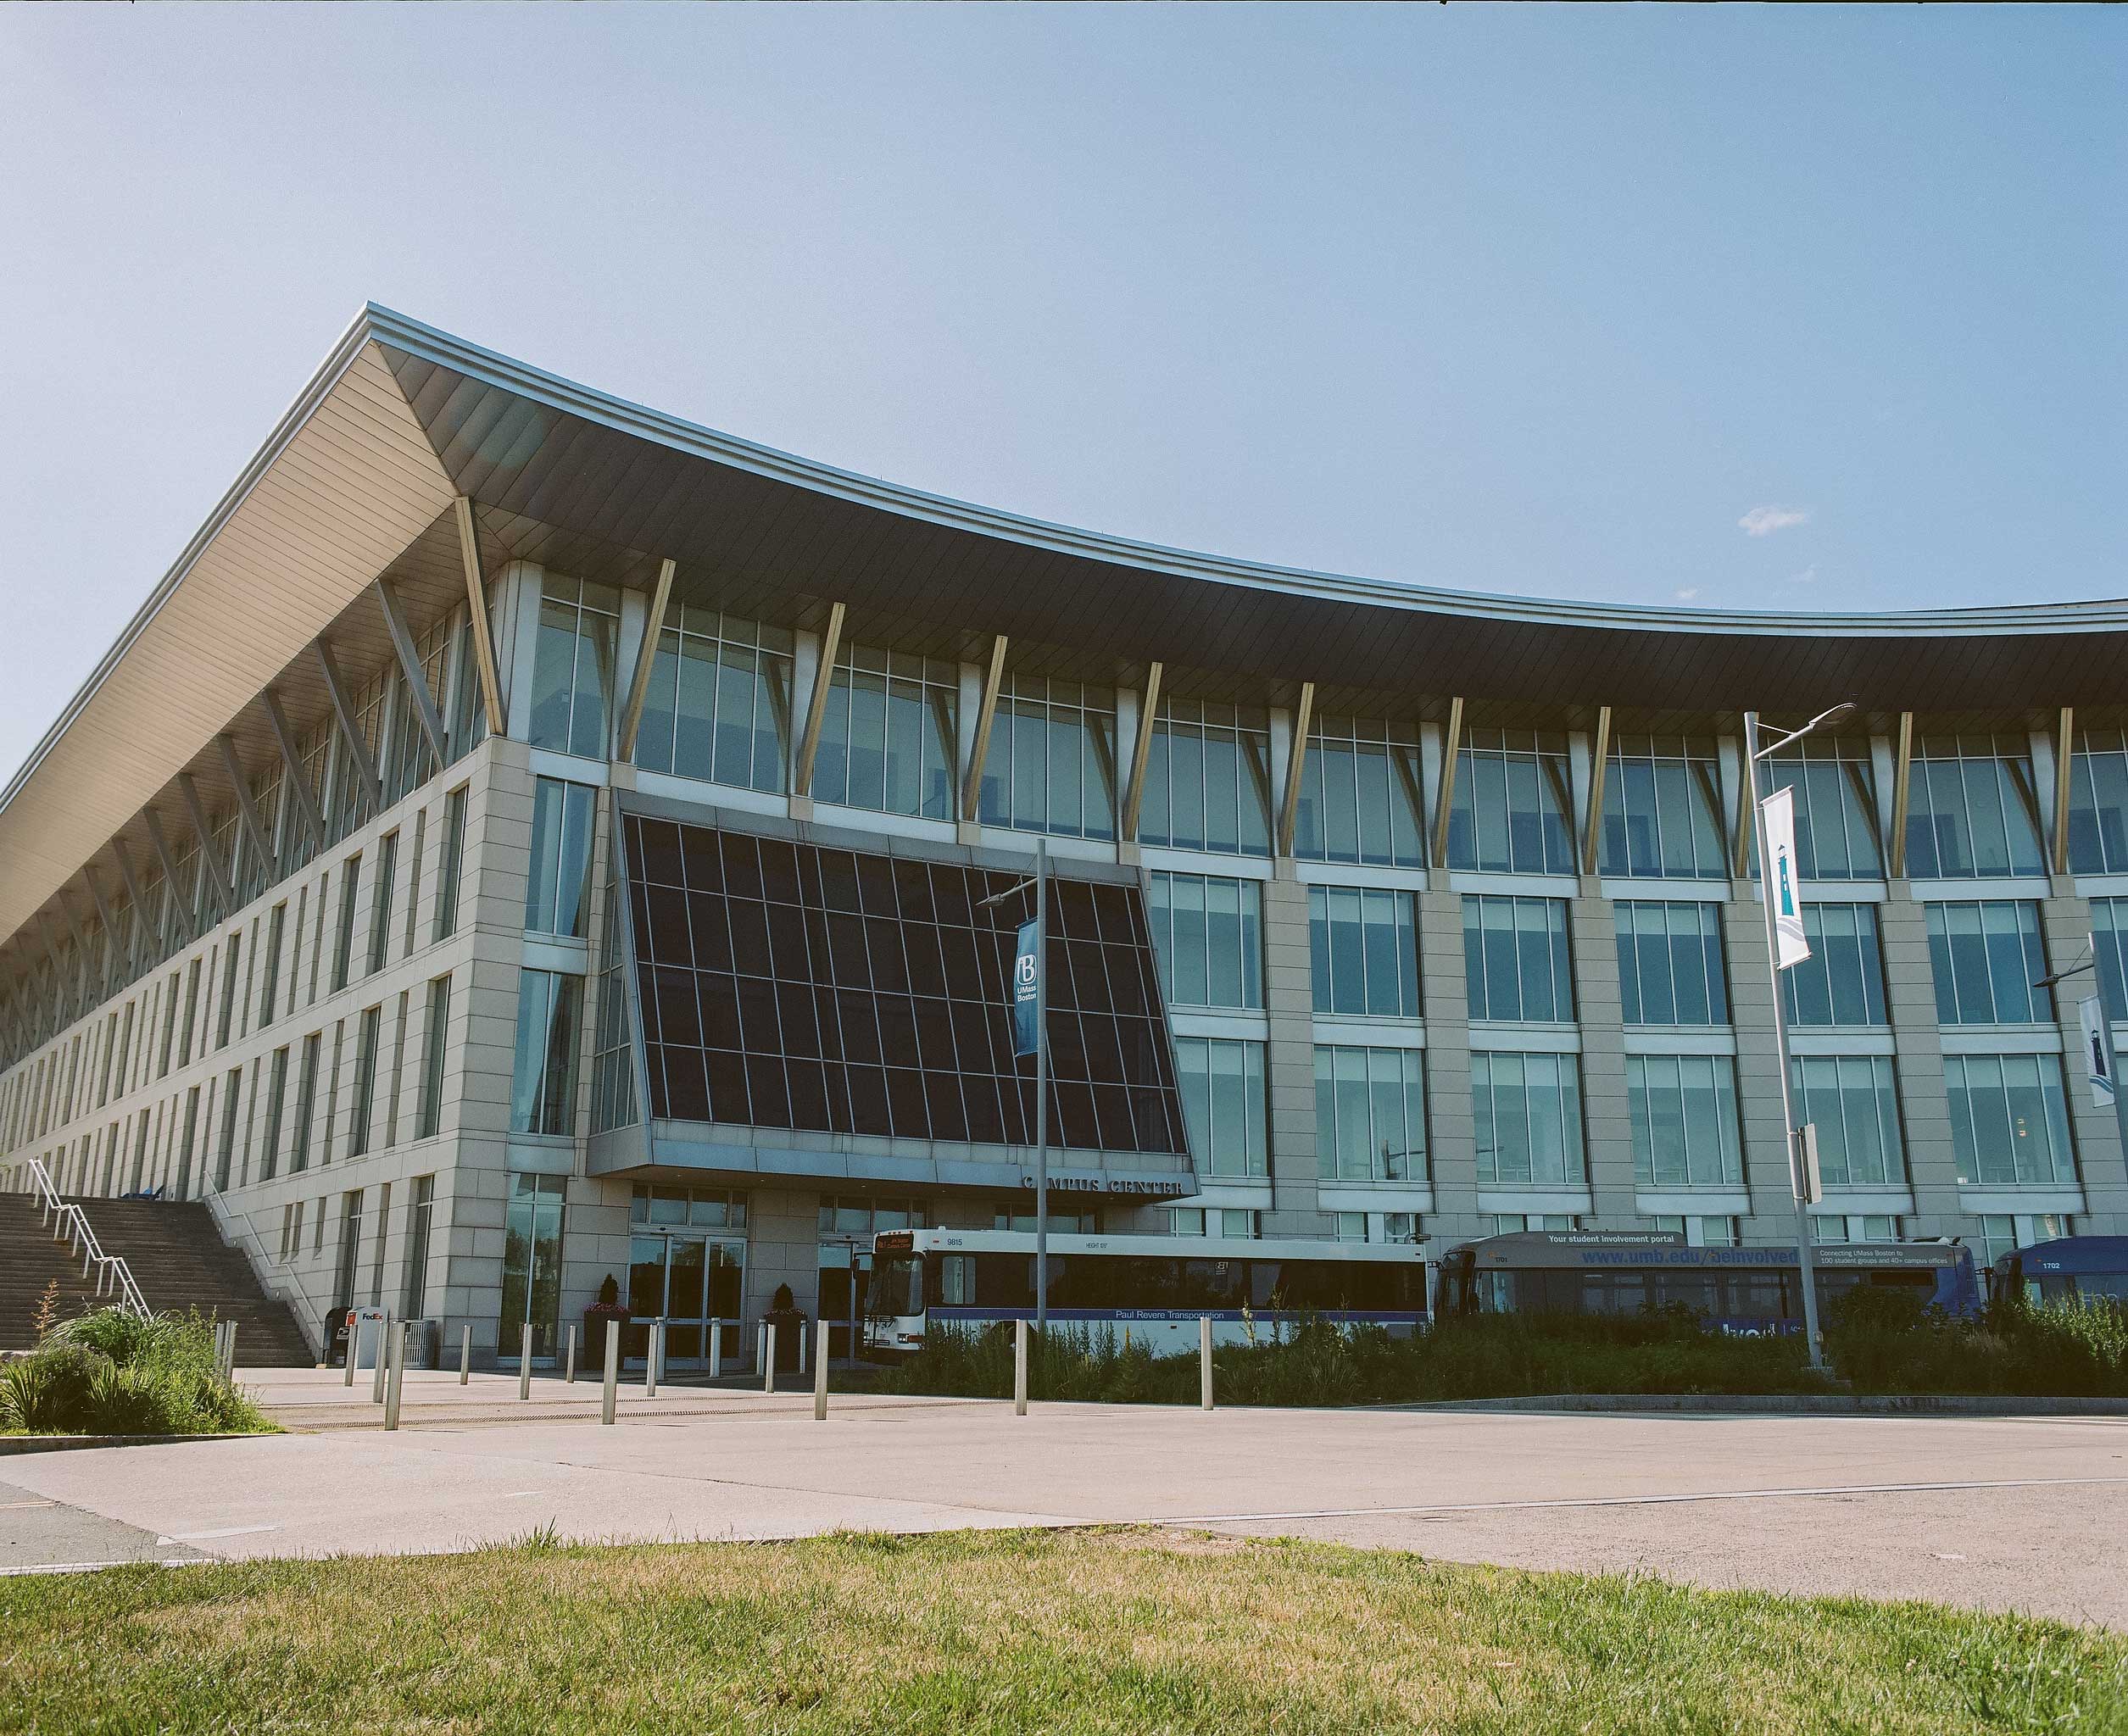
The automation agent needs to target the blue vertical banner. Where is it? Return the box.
[1012,918,1041,1057]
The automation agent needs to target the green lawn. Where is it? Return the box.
[2,1529,2121,1734]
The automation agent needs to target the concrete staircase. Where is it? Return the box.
[0,1194,315,1365]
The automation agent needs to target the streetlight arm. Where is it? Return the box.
[1749,702,1860,762]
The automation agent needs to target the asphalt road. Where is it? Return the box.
[3,1372,2123,1629]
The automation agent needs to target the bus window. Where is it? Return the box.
[939,1255,974,1306]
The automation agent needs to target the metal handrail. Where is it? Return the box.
[23,1157,151,1319]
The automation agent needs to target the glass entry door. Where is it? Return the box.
[627,1233,746,1368]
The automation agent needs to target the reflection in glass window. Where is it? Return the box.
[1139,700,1272,858]
[528,576,619,760]
[811,643,958,821]
[510,968,583,1135]
[632,606,792,793]
[623,819,1188,1156]
[1463,896,1573,1022]
[1944,1054,2076,1186]
[1172,1036,1267,1177]
[1600,736,1726,880]
[1309,887,1418,1017]
[526,778,598,938]
[499,1173,565,1359]
[1925,902,2050,1025]
[2093,899,2128,1018]
[1905,735,2045,881]
[1760,736,1881,881]
[1790,1054,1906,1188]
[1615,901,1728,1026]
[2070,729,2128,875]
[1782,903,1889,1027]
[1295,715,1423,868]
[1148,873,1262,1010]
[1313,1045,1426,1181]
[1472,1051,1585,1185]
[1626,1054,1741,1187]
[1447,730,1574,876]
[1650,1214,1740,1247]
[980,676,1117,842]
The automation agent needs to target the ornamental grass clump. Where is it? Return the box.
[0,1306,273,1437]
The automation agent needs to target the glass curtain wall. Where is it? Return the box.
[1447,730,1574,875]
[1313,1045,1426,1180]
[510,969,583,1135]
[1614,902,1728,1026]
[1171,1036,1267,1177]
[1309,887,1418,1017]
[1761,737,1882,880]
[1146,873,1262,1010]
[811,643,957,821]
[526,779,598,938]
[1472,1052,1585,1185]
[1599,736,1726,881]
[2069,728,2128,874]
[1463,897,1574,1022]
[1294,715,1424,868]
[632,606,792,794]
[1789,1055,1906,1188]
[1905,735,2046,880]
[1781,904,1889,1027]
[499,1173,565,1360]
[1925,903,2050,1025]
[1944,1055,2077,1185]
[1625,1054,1742,1187]
[979,676,1117,841]
[527,576,620,761]
[1139,700,1273,857]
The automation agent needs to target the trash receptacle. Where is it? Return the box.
[768,1306,806,1374]
[400,1318,439,1371]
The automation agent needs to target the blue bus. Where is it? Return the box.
[866,1227,1428,1358]
[1437,1231,1980,1334]
[1988,1236,2128,1306]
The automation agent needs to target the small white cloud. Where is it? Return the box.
[1674,587,1701,601]
[1740,504,1809,537]
[1790,564,1818,585]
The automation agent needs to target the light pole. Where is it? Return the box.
[981,837,1050,1333]
[1743,701,1855,1373]
[2032,949,2128,1183]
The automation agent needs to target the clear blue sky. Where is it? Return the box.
[2,6,2121,779]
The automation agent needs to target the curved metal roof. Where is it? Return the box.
[3,302,2124,952]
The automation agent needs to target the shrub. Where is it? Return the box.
[0,1308,274,1437]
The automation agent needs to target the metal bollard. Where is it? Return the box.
[813,1319,830,1422]
[343,1314,358,1388]
[519,1339,532,1400]
[460,1323,472,1385]
[1200,1316,1214,1411]
[644,1321,660,1397]
[226,1321,239,1379]
[371,1322,390,1405]
[755,1321,766,1378]
[1013,1317,1029,1416]
[708,1318,721,1381]
[565,1324,577,1386]
[384,1322,407,1431]
[764,1322,777,1395]
[798,1322,809,1378]
[601,1319,620,1425]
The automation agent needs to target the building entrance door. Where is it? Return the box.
[627,1233,746,1369]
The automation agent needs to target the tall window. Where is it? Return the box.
[1782,904,1889,1027]
[1615,901,1727,1026]
[1447,729,1574,876]
[1171,1036,1267,1177]
[259,903,286,1027]
[500,1172,566,1359]
[527,576,619,760]
[259,1046,289,1182]
[632,605,792,793]
[331,855,361,994]
[2069,728,2128,875]
[348,1007,382,1158]
[1314,1046,1426,1181]
[418,975,451,1140]
[1139,700,1272,858]
[1309,887,1418,1018]
[979,676,1117,841]
[216,932,242,1049]
[1472,1051,1585,1185]
[526,778,598,938]
[1944,1054,2076,1186]
[811,643,957,821]
[1905,735,2045,881]
[214,1068,242,1191]
[367,832,398,976]
[1600,736,1726,881]
[1791,1055,1906,1188]
[1147,873,1262,1010]
[2093,899,2128,1018]
[1926,902,2050,1025]
[401,1176,435,1319]
[290,1033,320,1174]
[1295,715,1423,868]
[511,969,583,1136]
[433,787,468,943]
[1463,896,1573,1022]
[1626,1054,1742,1187]
[1762,736,1882,881]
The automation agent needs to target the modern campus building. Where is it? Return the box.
[3,303,2125,1364]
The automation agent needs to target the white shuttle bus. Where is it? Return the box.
[865,1227,1429,1358]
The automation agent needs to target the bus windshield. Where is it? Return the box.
[871,1254,924,1319]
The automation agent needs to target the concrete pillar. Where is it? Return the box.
[1569,898,1635,1227]
[1259,871,1319,1235]
[1417,890,1479,1241]
[2040,894,2128,1229]
[1880,888,1963,1237]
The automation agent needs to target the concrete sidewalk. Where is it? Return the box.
[4,1385,2124,1629]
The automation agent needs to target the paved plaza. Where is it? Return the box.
[2,1367,2125,1631]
